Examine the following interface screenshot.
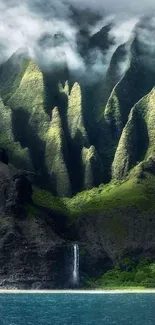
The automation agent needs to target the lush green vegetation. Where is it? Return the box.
[32,172,155,221]
[32,188,68,215]
[45,107,71,197]
[0,99,31,169]
[112,88,155,180]
[85,259,155,289]
[0,56,29,103]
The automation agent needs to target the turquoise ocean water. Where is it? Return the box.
[0,293,155,325]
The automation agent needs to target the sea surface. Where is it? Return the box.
[0,293,155,325]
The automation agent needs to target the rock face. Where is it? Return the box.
[112,87,155,179]
[0,163,72,289]
[0,98,31,170]
[0,148,9,165]
[45,107,71,197]
[82,146,102,189]
[71,205,155,279]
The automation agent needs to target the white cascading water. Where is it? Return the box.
[72,244,79,285]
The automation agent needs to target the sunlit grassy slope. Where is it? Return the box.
[32,172,155,221]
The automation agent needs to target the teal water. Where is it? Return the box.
[0,293,155,325]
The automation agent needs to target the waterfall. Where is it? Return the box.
[72,244,79,285]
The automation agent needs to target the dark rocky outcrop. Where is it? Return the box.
[0,148,9,165]
[0,163,73,289]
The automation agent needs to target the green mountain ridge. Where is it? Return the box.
[0,27,155,196]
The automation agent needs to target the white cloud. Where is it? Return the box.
[0,0,154,81]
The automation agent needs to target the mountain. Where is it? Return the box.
[0,17,155,288]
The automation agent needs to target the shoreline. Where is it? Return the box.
[0,289,155,294]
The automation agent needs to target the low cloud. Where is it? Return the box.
[0,0,154,81]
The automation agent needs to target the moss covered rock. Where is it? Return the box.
[82,145,102,189]
[112,87,155,179]
[67,82,88,147]
[0,98,31,169]
[45,107,71,197]
[7,60,49,141]
[0,49,30,103]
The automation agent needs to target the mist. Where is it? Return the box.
[0,0,155,80]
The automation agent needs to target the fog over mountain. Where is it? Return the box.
[0,0,155,79]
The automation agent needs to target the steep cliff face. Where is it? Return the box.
[0,18,155,198]
[96,34,155,182]
[45,107,71,197]
[0,98,31,169]
[82,146,102,189]
[0,53,96,195]
[112,88,155,179]
[0,161,72,289]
